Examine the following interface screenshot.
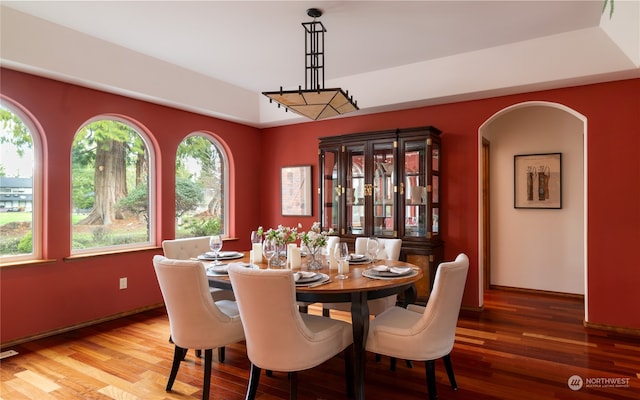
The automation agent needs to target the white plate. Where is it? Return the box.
[198,251,244,261]
[369,265,413,277]
[362,268,417,280]
[296,273,330,286]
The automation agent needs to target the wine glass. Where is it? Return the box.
[366,237,379,265]
[334,242,349,280]
[263,238,276,269]
[250,230,262,264]
[209,235,223,265]
[250,230,262,245]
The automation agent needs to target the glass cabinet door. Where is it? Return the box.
[319,146,340,233]
[372,141,396,237]
[431,141,440,236]
[345,143,366,235]
[402,139,427,237]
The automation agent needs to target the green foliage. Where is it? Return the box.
[71,166,95,210]
[72,119,145,170]
[91,226,110,242]
[17,231,33,253]
[0,106,33,156]
[118,183,148,221]
[602,0,614,18]
[0,237,21,255]
[184,216,222,237]
[175,177,203,217]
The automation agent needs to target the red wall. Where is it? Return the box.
[0,69,262,343]
[260,79,640,330]
[1,68,638,345]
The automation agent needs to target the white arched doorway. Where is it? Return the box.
[477,101,588,319]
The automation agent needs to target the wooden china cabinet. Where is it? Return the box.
[318,126,443,303]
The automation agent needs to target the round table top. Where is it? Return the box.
[204,254,423,296]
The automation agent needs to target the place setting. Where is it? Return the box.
[206,262,254,276]
[198,251,244,261]
[196,235,246,264]
[362,264,418,280]
[347,253,371,265]
[293,271,331,287]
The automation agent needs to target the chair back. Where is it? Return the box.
[162,236,211,259]
[355,237,402,260]
[152,255,244,349]
[326,236,340,254]
[413,253,469,357]
[228,265,349,371]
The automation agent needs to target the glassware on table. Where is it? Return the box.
[250,230,262,264]
[209,235,223,265]
[250,230,262,244]
[366,237,379,265]
[334,242,349,280]
[262,238,277,269]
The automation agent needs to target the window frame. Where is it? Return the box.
[175,132,229,238]
[0,96,43,262]
[70,115,156,255]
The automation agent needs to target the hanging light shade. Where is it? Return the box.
[263,8,358,120]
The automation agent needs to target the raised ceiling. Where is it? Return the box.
[1,1,638,127]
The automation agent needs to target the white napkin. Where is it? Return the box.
[293,271,316,282]
[389,267,412,274]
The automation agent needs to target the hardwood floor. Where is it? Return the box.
[1,290,638,399]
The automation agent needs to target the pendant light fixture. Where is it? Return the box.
[262,8,358,120]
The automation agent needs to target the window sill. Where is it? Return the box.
[0,258,57,269]
[64,246,161,261]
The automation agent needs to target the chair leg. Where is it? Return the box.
[196,349,202,358]
[405,360,413,368]
[247,363,261,400]
[166,345,187,391]
[288,371,297,400]
[443,354,458,390]
[202,349,212,400]
[375,353,381,362]
[390,357,396,371]
[344,345,354,397]
[218,346,226,363]
[425,360,437,400]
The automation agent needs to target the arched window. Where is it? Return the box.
[0,100,41,261]
[71,118,155,253]
[175,133,228,238]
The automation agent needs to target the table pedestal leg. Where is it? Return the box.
[351,292,369,400]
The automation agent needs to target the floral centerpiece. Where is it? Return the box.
[257,224,300,267]
[300,222,335,270]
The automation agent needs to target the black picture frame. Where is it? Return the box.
[514,153,562,209]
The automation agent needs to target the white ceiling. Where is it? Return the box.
[1,1,639,127]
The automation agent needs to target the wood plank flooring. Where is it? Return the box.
[1,290,639,399]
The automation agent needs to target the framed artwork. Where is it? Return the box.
[514,153,562,209]
[281,165,312,216]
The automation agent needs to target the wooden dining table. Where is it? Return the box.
[206,253,423,400]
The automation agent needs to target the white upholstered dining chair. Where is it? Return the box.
[152,255,245,400]
[162,236,235,301]
[365,253,469,400]
[323,237,402,317]
[228,265,354,400]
